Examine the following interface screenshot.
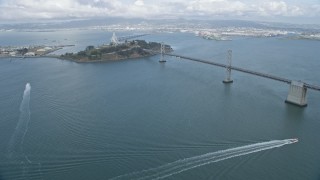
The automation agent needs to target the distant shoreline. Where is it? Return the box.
[0,45,75,59]
[0,55,60,59]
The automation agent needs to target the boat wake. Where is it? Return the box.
[7,83,31,157]
[5,83,44,179]
[111,139,298,180]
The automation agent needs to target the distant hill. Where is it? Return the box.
[1,18,320,32]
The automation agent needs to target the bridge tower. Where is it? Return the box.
[285,81,307,107]
[223,50,233,83]
[159,42,166,63]
[111,32,119,46]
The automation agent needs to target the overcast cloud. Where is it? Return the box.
[0,0,319,23]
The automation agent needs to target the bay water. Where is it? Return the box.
[0,30,320,179]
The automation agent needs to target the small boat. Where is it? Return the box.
[289,138,298,143]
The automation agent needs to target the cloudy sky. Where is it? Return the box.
[0,0,320,24]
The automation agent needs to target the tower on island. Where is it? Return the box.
[111,32,119,46]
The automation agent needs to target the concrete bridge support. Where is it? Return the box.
[223,50,233,83]
[285,81,307,107]
[159,42,166,63]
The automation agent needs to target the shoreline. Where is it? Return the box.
[61,52,160,63]
[0,52,163,63]
[0,55,60,59]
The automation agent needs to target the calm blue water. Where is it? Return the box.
[1,30,320,180]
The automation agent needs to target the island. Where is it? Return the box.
[60,40,173,62]
[0,45,74,58]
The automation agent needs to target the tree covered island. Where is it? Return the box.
[61,40,173,62]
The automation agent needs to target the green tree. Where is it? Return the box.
[18,48,28,55]
[86,46,95,51]
[78,51,86,56]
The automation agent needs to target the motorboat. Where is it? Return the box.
[289,138,299,143]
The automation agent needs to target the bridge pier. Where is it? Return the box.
[223,50,233,83]
[285,81,307,107]
[159,42,166,63]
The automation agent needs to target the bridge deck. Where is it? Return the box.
[118,34,150,42]
[165,53,320,91]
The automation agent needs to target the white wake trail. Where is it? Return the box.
[7,83,31,157]
[112,139,298,180]
[4,83,44,179]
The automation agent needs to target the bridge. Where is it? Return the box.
[110,32,149,45]
[158,45,320,107]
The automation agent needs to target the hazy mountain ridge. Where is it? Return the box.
[1,18,320,41]
[1,18,320,32]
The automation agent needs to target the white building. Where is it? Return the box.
[25,52,35,56]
